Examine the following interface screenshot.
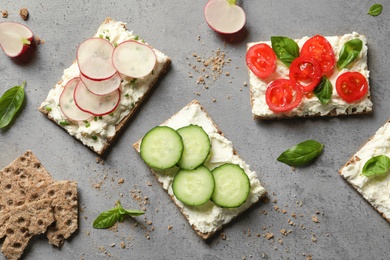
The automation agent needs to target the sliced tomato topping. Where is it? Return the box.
[265,79,303,112]
[246,43,276,79]
[301,35,336,75]
[289,56,322,93]
[336,72,368,103]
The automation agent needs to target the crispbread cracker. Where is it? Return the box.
[39,17,171,155]
[0,151,78,259]
[133,100,267,239]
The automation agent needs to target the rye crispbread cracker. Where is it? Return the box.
[38,17,171,155]
[0,151,78,259]
[133,100,267,239]
[339,119,390,223]
[248,32,372,119]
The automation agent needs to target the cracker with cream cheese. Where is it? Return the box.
[39,17,171,155]
[248,32,372,119]
[133,100,267,239]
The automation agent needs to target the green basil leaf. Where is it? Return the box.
[313,76,333,104]
[362,155,390,178]
[0,81,26,128]
[93,208,120,229]
[337,39,363,70]
[368,4,383,16]
[271,36,299,67]
[277,140,324,167]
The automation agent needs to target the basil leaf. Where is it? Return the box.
[368,4,383,16]
[362,155,390,178]
[337,39,363,70]
[313,76,333,104]
[277,140,324,167]
[271,36,299,67]
[93,208,120,229]
[0,81,26,128]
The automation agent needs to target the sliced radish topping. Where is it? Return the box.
[74,81,120,116]
[204,0,246,34]
[0,22,33,57]
[76,38,116,81]
[59,78,93,121]
[112,40,156,78]
[80,72,121,96]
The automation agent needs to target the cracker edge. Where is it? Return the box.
[132,100,267,239]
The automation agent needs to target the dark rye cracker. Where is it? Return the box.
[39,17,171,155]
[133,100,267,239]
[0,151,78,259]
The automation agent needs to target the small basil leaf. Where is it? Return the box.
[0,81,26,128]
[277,140,324,167]
[271,36,299,67]
[93,208,120,229]
[337,39,363,70]
[313,76,333,104]
[362,155,390,178]
[368,4,383,16]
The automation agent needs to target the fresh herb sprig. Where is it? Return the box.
[93,200,144,229]
[277,140,324,167]
[337,39,363,70]
[271,36,299,67]
[0,81,26,128]
[368,4,383,16]
[362,155,390,178]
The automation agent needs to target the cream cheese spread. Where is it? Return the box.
[248,32,372,118]
[39,20,169,152]
[144,102,267,234]
[340,121,390,219]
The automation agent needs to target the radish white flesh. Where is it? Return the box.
[59,78,93,121]
[204,0,246,34]
[80,72,121,96]
[77,38,116,81]
[0,22,33,57]
[74,81,120,116]
[112,40,156,78]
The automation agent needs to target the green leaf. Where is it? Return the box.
[271,36,299,67]
[362,155,390,178]
[337,39,363,70]
[277,140,324,167]
[93,208,121,229]
[124,209,145,216]
[0,81,26,128]
[368,4,383,16]
[313,76,333,104]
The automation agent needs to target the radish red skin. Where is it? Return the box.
[0,22,34,57]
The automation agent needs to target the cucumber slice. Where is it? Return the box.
[172,166,215,206]
[140,126,184,170]
[177,125,211,170]
[211,163,250,208]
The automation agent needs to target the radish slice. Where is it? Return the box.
[59,78,93,121]
[76,38,116,81]
[74,81,120,116]
[80,72,121,96]
[204,0,246,34]
[112,40,156,78]
[0,22,33,57]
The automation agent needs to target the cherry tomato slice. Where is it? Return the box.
[289,56,322,93]
[265,79,303,112]
[246,43,276,79]
[336,72,368,103]
[301,35,336,75]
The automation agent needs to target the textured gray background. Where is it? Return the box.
[1,0,390,259]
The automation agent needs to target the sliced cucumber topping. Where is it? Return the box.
[172,166,215,206]
[211,163,250,208]
[140,126,184,170]
[177,125,211,170]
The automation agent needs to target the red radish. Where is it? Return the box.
[204,0,246,34]
[0,22,34,57]
[74,80,120,116]
[59,78,93,121]
[112,40,156,78]
[76,38,116,81]
[80,72,121,96]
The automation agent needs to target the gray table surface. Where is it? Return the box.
[1,0,390,259]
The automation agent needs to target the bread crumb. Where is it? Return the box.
[220,232,226,240]
[262,196,270,204]
[311,236,317,243]
[281,209,287,214]
[212,98,216,102]
[19,7,29,20]
[277,238,283,245]
[147,220,153,225]
[265,232,274,240]
[225,72,230,76]
[147,182,152,186]
[2,9,8,18]
[167,225,173,230]
[120,241,126,249]
[273,205,279,211]
[312,215,320,223]
[110,243,115,247]
[195,92,200,96]
[96,157,105,165]
[118,178,124,185]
